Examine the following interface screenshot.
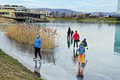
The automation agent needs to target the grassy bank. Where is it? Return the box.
[49,17,120,23]
[0,49,42,80]
[6,23,57,53]
[77,18,120,23]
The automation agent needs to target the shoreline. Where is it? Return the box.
[0,49,42,80]
[48,17,120,24]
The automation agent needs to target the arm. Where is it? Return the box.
[78,34,80,40]
[39,39,42,48]
[34,39,36,48]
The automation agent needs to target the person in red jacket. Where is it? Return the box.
[73,31,80,48]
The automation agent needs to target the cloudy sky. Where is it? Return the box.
[0,0,118,12]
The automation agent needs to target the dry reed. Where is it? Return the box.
[6,23,57,52]
[0,17,16,23]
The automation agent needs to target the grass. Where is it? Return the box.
[77,17,120,23]
[6,23,57,53]
[0,49,42,80]
[49,17,120,23]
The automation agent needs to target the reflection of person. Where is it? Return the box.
[77,65,84,80]
[73,31,80,48]
[34,34,42,60]
[77,44,85,77]
[67,38,70,49]
[34,60,42,77]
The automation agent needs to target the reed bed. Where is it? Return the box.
[0,17,16,23]
[6,23,57,52]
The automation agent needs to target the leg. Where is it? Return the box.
[68,34,70,40]
[35,47,37,58]
[76,40,78,48]
[74,40,75,48]
[38,48,42,60]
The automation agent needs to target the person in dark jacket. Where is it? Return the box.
[34,34,42,60]
[67,27,71,40]
[71,30,74,37]
[81,38,88,50]
[73,31,80,48]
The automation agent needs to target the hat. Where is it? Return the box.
[38,34,40,38]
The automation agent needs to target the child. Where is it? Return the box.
[77,44,85,77]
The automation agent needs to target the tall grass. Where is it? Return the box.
[6,23,57,52]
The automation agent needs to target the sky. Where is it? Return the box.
[0,0,118,12]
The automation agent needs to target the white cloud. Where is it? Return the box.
[0,0,118,12]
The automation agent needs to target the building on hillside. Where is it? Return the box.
[0,7,16,18]
[0,5,27,18]
[0,5,49,22]
[30,9,50,17]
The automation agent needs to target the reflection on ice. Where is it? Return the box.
[114,24,120,54]
[1,22,120,80]
[34,59,42,77]
[0,32,56,64]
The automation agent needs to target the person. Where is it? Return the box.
[67,27,71,40]
[77,44,85,77]
[81,38,88,50]
[71,30,74,38]
[34,34,42,60]
[71,30,74,44]
[73,31,80,48]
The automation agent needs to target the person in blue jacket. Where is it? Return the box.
[77,44,86,77]
[34,34,42,60]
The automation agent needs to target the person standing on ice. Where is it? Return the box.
[77,44,86,77]
[73,30,80,48]
[34,34,42,60]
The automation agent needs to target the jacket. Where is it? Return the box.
[78,45,85,55]
[73,32,80,40]
[34,38,42,48]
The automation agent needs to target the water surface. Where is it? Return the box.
[0,22,120,80]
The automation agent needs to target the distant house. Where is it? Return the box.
[0,5,48,22]
[0,7,16,18]
[0,5,26,18]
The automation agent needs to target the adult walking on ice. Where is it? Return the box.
[81,38,88,50]
[34,34,42,61]
[73,30,80,48]
[67,27,71,40]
